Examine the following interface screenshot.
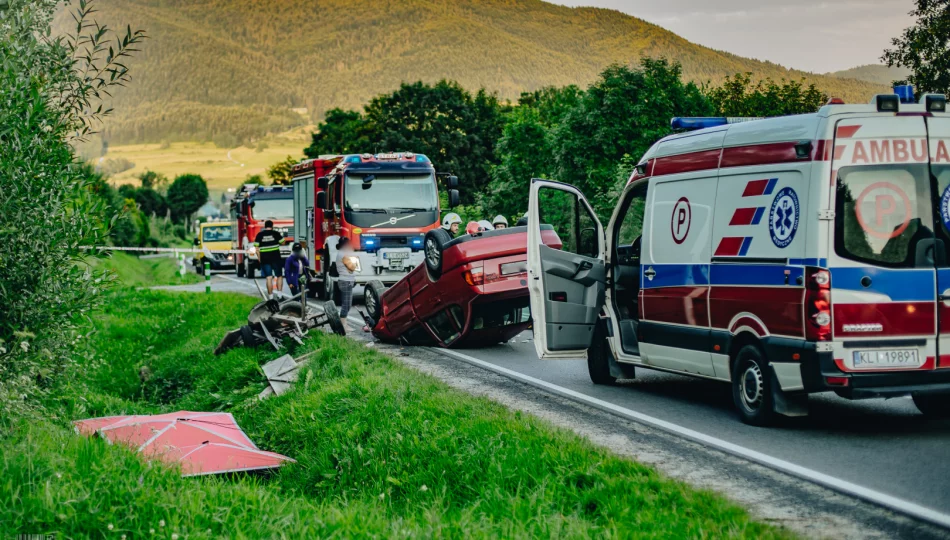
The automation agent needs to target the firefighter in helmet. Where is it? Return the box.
[442,213,462,237]
[492,215,508,230]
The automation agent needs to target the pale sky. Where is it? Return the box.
[546,0,915,73]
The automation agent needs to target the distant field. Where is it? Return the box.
[103,126,313,192]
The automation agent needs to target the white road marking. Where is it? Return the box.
[434,348,950,530]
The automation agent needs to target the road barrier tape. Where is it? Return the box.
[81,246,249,255]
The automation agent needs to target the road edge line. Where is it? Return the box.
[434,348,950,530]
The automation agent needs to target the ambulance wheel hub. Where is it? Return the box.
[740,363,764,411]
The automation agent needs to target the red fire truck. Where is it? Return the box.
[291,152,459,300]
[230,184,295,279]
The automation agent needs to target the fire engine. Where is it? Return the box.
[230,184,295,279]
[291,152,459,300]
[525,86,949,425]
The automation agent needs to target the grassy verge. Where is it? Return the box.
[89,251,202,287]
[2,258,790,538]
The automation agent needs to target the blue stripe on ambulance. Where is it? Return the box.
[829,267,936,302]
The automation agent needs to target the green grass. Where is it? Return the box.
[1,259,791,538]
[88,251,202,288]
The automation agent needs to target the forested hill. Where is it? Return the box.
[64,0,888,145]
[827,64,911,87]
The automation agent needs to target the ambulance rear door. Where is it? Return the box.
[829,115,938,372]
[928,115,950,369]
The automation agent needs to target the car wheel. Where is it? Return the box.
[365,280,386,321]
[240,325,262,347]
[587,322,617,385]
[731,345,777,426]
[323,301,346,336]
[424,228,452,280]
[912,392,950,417]
[278,301,304,319]
[246,261,256,280]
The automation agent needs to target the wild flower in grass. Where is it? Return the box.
[20,342,29,353]
[159,520,165,528]
[420,485,429,492]
[379,492,385,500]
[149,529,155,535]
[171,534,179,540]
[107,523,114,530]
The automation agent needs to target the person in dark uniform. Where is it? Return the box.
[284,242,310,297]
[254,220,284,298]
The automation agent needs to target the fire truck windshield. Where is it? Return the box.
[250,198,294,220]
[344,173,438,213]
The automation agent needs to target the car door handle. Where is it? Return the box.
[940,295,950,301]
[643,267,656,279]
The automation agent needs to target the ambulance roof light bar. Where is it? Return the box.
[670,117,764,131]
[894,84,915,104]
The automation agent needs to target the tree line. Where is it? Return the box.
[305,59,828,223]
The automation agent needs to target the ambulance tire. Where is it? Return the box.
[731,345,777,426]
[587,322,616,386]
[424,228,452,280]
[364,280,386,321]
[912,392,950,418]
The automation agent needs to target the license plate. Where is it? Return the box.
[852,349,920,369]
[383,252,409,260]
[501,261,527,276]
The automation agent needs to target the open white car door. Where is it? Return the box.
[527,179,607,359]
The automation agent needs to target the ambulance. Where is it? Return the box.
[526,87,950,425]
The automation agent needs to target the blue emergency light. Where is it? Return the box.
[894,84,915,104]
[670,117,765,131]
[411,237,424,247]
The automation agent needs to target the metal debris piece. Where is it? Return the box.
[257,349,321,399]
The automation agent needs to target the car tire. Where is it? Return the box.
[587,321,617,385]
[365,280,386,321]
[731,345,777,426]
[912,392,950,417]
[278,301,304,319]
[323,300,346,336]
[240,325,262,347]
[246,261,256,280]
[424,228,452,280]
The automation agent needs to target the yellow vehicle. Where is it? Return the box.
[193,221,236,274]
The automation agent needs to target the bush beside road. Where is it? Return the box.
[1,257,787,538]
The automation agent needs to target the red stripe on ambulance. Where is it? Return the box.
[836,125,862,138]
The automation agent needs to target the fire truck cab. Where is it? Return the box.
[526,88,950,425]
[230,184,295,279]
[292,152,458,301]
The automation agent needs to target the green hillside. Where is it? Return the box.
[63,0,889,145]
[828,64,911,87]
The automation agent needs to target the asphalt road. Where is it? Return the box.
[188,270,950,520]
[453,330,950,515]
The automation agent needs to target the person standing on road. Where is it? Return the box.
[254,220,284,298]
[335,237,358,319]
[284,242,310,297]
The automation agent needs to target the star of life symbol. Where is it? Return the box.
[769,187,799,248]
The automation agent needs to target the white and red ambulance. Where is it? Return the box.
[526,89,950,425]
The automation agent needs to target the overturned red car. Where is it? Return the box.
[363,225,561,348]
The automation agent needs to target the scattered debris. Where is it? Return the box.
[74,411,294,476]
[214,293,345,355]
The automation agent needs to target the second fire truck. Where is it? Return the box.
[291,152,458,300]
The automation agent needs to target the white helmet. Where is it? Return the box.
[478,220,493,231]
[492,215,508,227]
[442,212,462,229]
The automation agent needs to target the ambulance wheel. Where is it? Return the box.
[731,345,776,426]
[424,228,452,280]
[912,392,950,418]
[365,280,386,321]
[587,321,617,385]
[323,301,346,336]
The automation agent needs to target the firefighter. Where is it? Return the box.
[254,220,284,298]
[492,215,508,230]
[442,213,462,237]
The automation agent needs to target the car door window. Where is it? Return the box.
[616,184,647,264]
[538,186,599,258]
